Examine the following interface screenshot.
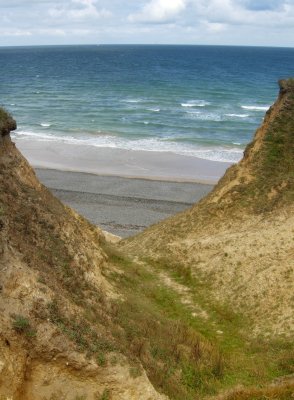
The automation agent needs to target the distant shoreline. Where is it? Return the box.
[15,139,232,185]
[15,136,222,237]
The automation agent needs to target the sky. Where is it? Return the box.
[0,0,293,47]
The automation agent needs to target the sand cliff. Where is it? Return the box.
[0,111,166,400]
[1,79,294,399]
[121,79,294,337]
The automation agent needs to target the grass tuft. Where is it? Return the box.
[12,315,36,338]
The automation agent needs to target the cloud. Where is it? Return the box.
[129,0,187,23]
[1,29,32,36]
[0,0,52,6]
[128,0,294,30]
[189,0,294,27]
[0,0,293,46]
[204,22,227,32]
[48,0,111,21]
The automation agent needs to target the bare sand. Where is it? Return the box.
[15,139,232,184]
[14,139,231,236]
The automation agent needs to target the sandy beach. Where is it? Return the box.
[15,139,232,184]
[14,139,231,237]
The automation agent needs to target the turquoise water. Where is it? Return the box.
[1,45,294,162]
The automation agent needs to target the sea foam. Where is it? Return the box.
[181,100,210,108]
[185,111,222,122]
[241,105,270,111]
[14,128,243,163]
[122,99,142,103]
[225,114,249,118]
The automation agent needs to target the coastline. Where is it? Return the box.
[35,168,213,237]
[14,138,233,184]
[14,138,230,236]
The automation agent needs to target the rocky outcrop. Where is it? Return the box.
[0,108,16,144]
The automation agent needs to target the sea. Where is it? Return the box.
[0,45,294,163]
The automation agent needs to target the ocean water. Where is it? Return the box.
[0,45,294,163]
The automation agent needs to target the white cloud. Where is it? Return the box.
[1,29,32,36]
[204,22,227,33]
[38,28,67,36]
[129,0,187,23]
[48,0,111,21]
[189,0,294,27]
[0,0,293,46]
[128,0,294,30]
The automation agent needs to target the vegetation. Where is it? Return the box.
[232,79,294,213]
[1,81,294,399]
[0,107,16,136]
[217,383,294,400]
[12,315,36,338]
[101,244,294,399]
[46,298,115,360]
[98,389,111,400]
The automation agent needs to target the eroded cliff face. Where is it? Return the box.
[121,79,294,337]
[207,78,294,210]
[1,77,294,399]
[0,110,166,400]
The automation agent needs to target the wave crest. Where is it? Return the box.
[241,105,270,111]
[181,100,210,108]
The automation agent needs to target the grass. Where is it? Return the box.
[102,243,294,399]
[46,299,115,358]
[98,389,111,400]
[12,315,36,338]
[216,383,294,400]
[101,244,225,399]
[234,80,294,213]
[2,102,293,400]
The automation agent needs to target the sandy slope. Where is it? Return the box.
[121,79,294,338]
[0,118,166,399]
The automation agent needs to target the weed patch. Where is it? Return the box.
[12,315,36,338]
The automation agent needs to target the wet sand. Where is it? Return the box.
[15,139,232,184]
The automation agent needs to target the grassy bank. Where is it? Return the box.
[101,243,294,399]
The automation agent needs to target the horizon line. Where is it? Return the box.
[0,43,294,49]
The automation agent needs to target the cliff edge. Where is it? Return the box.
[0,108,16,139]
[0,109,167,400]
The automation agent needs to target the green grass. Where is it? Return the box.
[12,315,36,338]
[98,389,111,400]
[46,299,115,358]
[237,81,294,213]
[102,244,225,398]
[102,243,294,399]
[155,257,294,383]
